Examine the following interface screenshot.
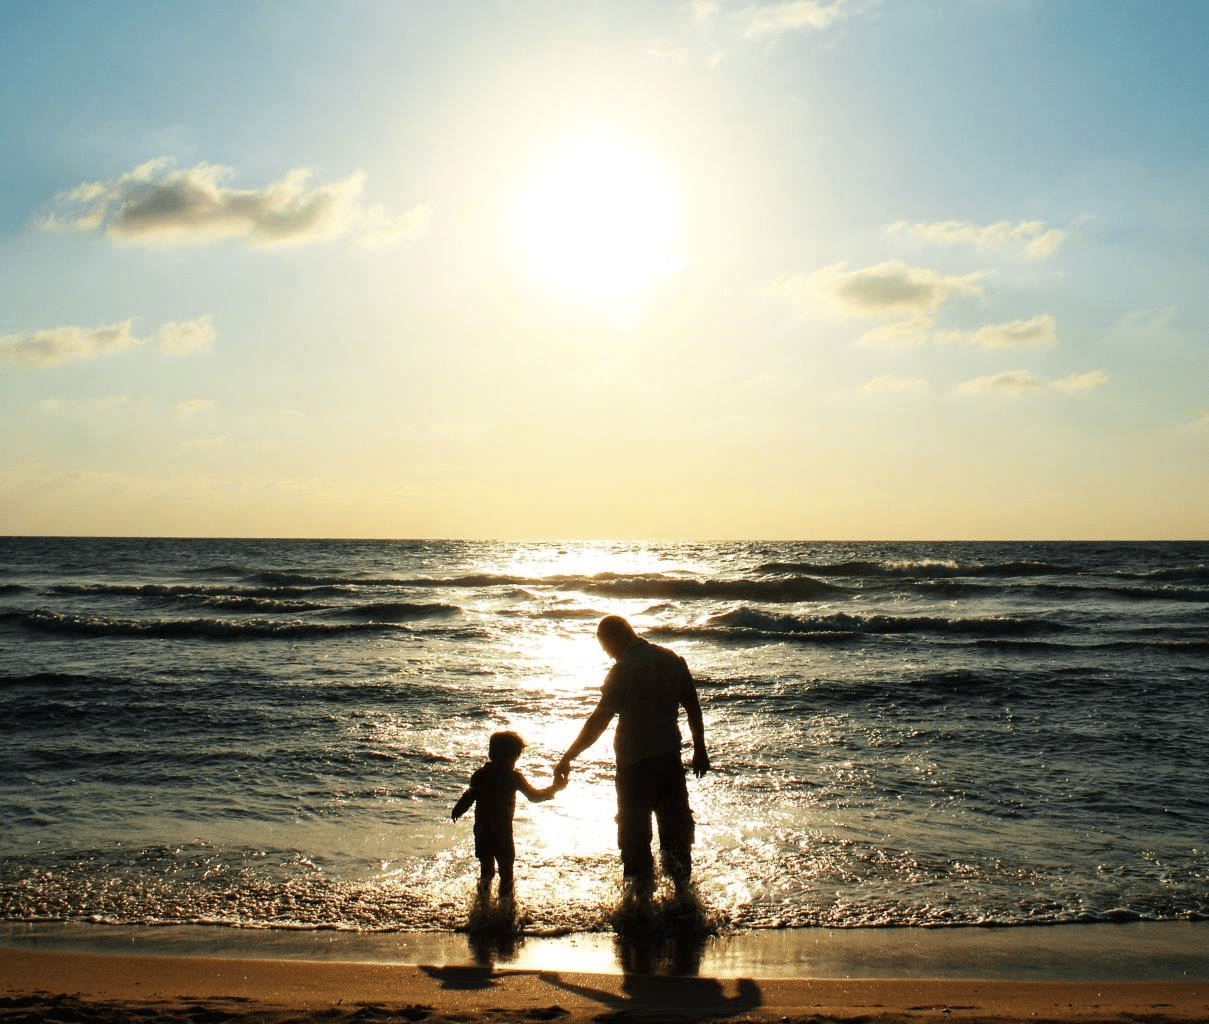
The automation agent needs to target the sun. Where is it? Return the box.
[512,136,684,308]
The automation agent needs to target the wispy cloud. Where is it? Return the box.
[863,375,927,393]
[176,399,216,415]
[959,369,1110,396]
[885,218,1068,259]
[1192,414,1209,430]
[766,260,986,345]
[0,314,214,369]
[767,260,985,320]
[43,158,432,249]
[937,314,1058,349]
[154,314,216,354]
[742,0,850,37]
[1053,369,1111,393]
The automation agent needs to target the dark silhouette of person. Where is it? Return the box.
[452,730,565,900]
[555,616,709,893]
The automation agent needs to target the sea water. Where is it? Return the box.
[1,538,1206,936]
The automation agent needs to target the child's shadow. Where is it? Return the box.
[464,892,523,965]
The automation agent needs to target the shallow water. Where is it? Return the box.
[1,538,1206,934]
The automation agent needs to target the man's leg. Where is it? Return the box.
[615,761,656,888]
[653,753,695,885]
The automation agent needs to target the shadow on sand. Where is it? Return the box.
[440,884,763,1018]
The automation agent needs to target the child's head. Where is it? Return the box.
[488,730,525,765]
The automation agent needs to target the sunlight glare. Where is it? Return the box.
[513,136,684,307]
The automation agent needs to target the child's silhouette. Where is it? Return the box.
[452,730,566,900]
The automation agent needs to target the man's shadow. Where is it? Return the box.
[539,886,762,1019]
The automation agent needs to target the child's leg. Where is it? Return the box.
[477,856,494,897]
[497,856,515,899]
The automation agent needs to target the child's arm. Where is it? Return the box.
[451,787,476,820]
[516,770,567,803]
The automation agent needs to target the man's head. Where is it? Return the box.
[596,615,637,659]
[488,730,525,765]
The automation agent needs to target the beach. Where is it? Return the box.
[2,923,1207,1023]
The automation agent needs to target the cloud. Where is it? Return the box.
[1053,369,1111,393]
[766,261,985,344]
[742,0,849,36]
[43,158,431,249]
[154,314,216,354]
[863,375,927,393]
[0,320,140,368]
[936,314,1059,349]
[176,399,216,415]
[885,218,1068,259]
[959,369,1109,396]
[1193,414,1209,431]
[0,315,214,369]
[691,0,720,18]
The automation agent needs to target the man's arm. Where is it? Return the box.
[555,699,616,779]
[680,666,710,777]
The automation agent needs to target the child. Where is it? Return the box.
[451,730,565,900]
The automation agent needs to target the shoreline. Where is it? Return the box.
[2,922,1206,1023]
[3,920,1207,980]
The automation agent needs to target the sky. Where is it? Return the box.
[1,0,1206,540]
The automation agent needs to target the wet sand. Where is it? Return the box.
[2,923,1206,1024]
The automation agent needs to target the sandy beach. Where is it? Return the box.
[2,923,1206,1024]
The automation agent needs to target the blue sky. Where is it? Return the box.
[2,0,1206,538]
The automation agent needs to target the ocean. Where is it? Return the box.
[1,537,1206,940]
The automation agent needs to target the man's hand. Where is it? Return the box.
[554,755,572,783]
[691,746,710,778]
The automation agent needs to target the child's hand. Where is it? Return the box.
[451,809,463,821]
[552,774,568,793]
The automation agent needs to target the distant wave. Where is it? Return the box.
[756,557,1209,587]
[575,573,843,603]
[755,558,1080,579]
[667,606,1069,643]
[338,601,460,621]
[0,583,28,596]
[3,608,408,640]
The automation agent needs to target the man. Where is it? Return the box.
[555,615,709,891]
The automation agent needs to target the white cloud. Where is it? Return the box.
[154,314,216,354]
[886,218,1068,259]
[863,375,927,393]
[937,314,1059,349]
[959,369,1109,396]
[1192,414,1209,430]
[959,370,1046,395]
[44,158,431,249]
[766,260,985,323]
[1053,369,1111,393]
[353,203,434,249]
[743,0,849,36]
[0,320,141,368]
[855,316,936,347]
[692,0,720,19]
[0,315,214,369]
[176,399,216,415]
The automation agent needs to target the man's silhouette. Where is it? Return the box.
[555,615,709,891]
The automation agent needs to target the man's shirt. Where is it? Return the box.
[599,636,696,769]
